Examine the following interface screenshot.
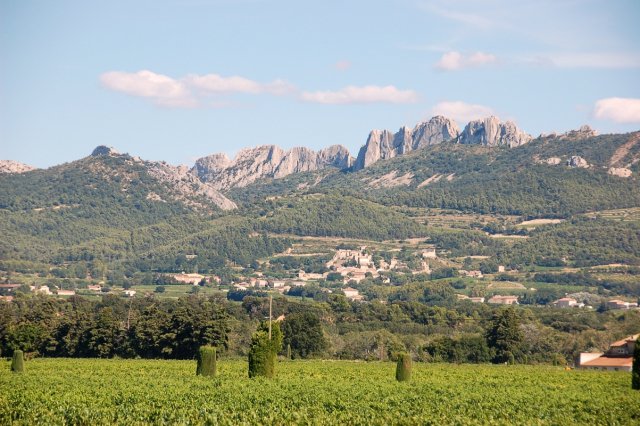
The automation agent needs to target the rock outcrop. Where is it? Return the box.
[566,156,589,168]
[459,116,532,147]
[193,145,353,190]
[0,160,36,174]
[91,145,120,157]
[607,167,632,177]
[559,125,598,140]
[146,161,237,210]
[353,116,460,170]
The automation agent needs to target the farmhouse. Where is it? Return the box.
[459,270,483,278]
[233,283,248,291]
[31,285,52,295]
[173,273,208,285]
[487,295,519,305]
[421,248,437,259]
[297,270,325,281]
[607,299,638,310]
[553,297,584,308]
[0,284,20,296]
[579,334,638,372]
[343,287,364,301]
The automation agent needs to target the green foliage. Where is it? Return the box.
[2,359,639,424]
[423,335,491,363]
[260,195,425,240]
[248,321,283,378]
[500,218,640,267]
[395,353,412,382]
[486,307,524,364]
[281,312,327,359]
[11,350,24,373]
[196,346,217,377]
[633,339,640,390]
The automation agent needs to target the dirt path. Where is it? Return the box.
[609,132,640,167]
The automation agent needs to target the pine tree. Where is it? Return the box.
[196,346,217,377]
[395,353,412,382]
[632,339,640,390]
[486,307,523,364]
[11,350,24,373]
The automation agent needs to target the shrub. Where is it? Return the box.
[395,353,412,382]
[11,350,24,373]
[248,322,282,378]
[196,346,217,377]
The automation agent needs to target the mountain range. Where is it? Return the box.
[1,114,639,273]
[4,115,605,201]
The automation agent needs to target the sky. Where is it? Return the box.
[1,0,640,168]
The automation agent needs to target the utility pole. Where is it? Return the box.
[268,295,273,340]
[126,297,133,330]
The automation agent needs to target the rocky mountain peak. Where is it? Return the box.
[0,160,37,174]
[353,116,461,170]
[412,116,461,149]
[459,116,532,147]
[91,146,120,157]
[193,144,354,190]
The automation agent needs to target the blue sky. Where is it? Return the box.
[2,0,639,168]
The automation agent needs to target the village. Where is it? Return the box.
[2,245,638,314]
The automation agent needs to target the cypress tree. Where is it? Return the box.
[248,321,282,378]
[196,346,217,377]
[395,353,412,382]
[632,339,640,390]
[11,350,24,373]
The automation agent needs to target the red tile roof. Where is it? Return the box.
[610,334,639,347]
[581,357,632,368]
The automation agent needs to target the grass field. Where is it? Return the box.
[1,359,638,425]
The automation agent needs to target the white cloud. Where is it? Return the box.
[435,51,497,71]
[186,74,295,95]
[102,70,418,108]
[100,70,196,107]
[593,98,640,123]
[300,85,419,104]
[431,101,495,123]
[100,70,296,107]
[468,52,497,66]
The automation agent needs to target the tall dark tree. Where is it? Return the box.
[281,312,327,359]
[633,338,640,390]
[486,307,523,364]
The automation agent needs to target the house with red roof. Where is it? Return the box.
[578,334,638,372]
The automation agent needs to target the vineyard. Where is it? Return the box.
[1,359,638,425]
